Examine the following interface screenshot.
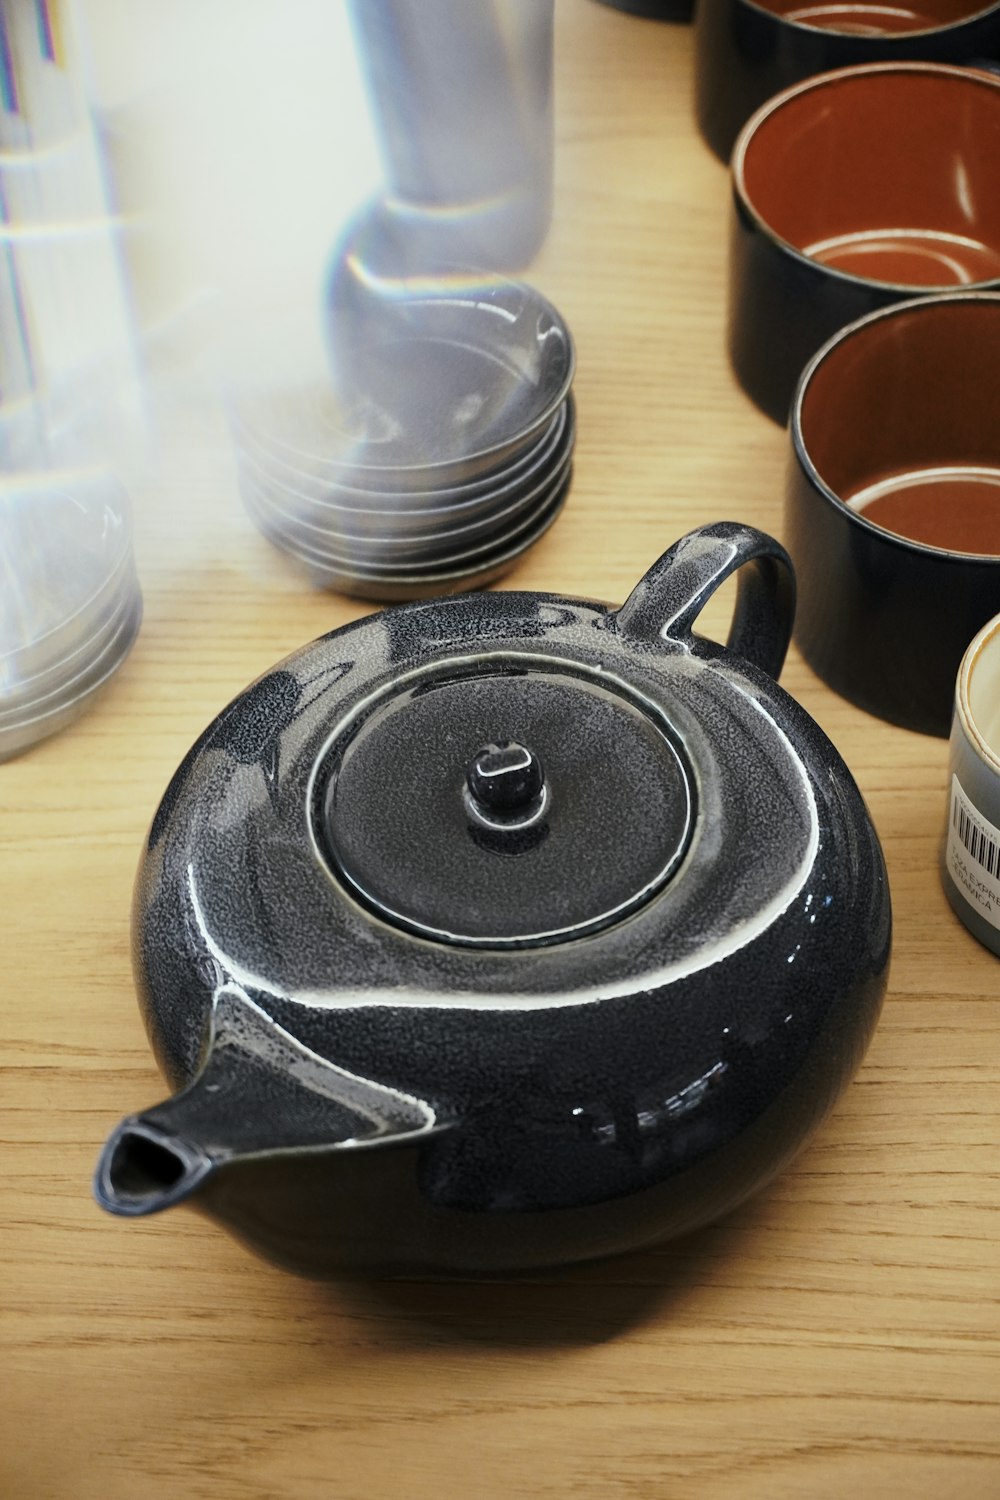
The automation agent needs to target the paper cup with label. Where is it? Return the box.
[943,614,1000,957]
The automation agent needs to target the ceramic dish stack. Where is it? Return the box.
[0,472,142,760]
[231,275,576,602]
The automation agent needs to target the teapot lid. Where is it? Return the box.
[313,657,694,947]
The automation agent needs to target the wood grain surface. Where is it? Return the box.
[3,7,999,1498]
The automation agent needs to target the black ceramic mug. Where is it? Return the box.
[785,293,1000,737]
[728,62,1000,425]
[696,0,1000,162]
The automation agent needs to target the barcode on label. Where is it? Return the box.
[946,775,1000,934]
[953,795,1000,877]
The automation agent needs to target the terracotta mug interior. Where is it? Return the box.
[750,0,999,34]
[737,65,1000,289]
[796,296,1000,556]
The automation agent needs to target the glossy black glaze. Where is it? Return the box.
[593,0,694,19]
[466,741,544,815]
[727,194,916,425]
[696,0,1000,163]
[95,524,891,1276]
[786,432,1000,738]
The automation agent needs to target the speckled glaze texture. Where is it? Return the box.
[95,524,891,1276]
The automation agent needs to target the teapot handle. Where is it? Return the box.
[613,521,795,681]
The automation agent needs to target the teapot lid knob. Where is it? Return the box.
[466,741,545,824]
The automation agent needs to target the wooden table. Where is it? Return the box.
[4,7,998,1497]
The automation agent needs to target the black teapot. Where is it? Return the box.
[95,523,890,1275]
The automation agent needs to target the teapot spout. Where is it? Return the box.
[94,983,441,1218]
[95,1117,215,1216]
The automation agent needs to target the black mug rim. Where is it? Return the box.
[789,290,1000,565]
[722,0,1000,41]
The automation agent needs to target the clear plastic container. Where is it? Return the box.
[0,472,141,760]
[0,4,144,758]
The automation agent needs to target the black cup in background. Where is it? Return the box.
[592,0,694,19]
[785,294,1000,738]
[727,63,1000,426]
[695,0,1000,163]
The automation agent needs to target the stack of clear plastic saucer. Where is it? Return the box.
[231,273,576,602]
[0,472,142,760]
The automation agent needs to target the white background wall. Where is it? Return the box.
[74,0,381,378]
